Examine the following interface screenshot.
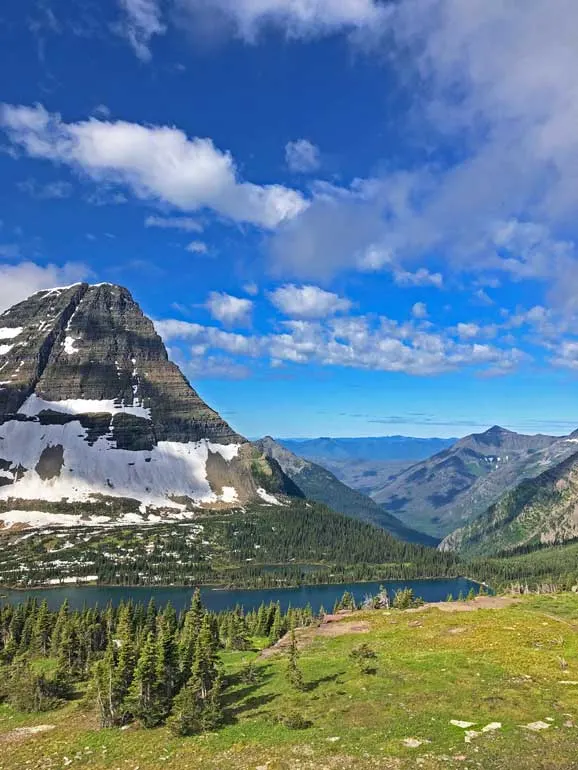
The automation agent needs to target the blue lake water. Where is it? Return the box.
[0,577,480,614]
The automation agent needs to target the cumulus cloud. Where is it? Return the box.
[186,240,208,254]
[0,261,91,313]
[157,310,527,377]
[175,0,387,43]
[118,0,165,61]
[285,139,320,173]
[0,104,307,230]
[205,291,253,325]
[268,284,351,318]
[145,215,204,232]
[411,302,428,319]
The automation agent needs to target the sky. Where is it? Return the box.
[2,0,578,439]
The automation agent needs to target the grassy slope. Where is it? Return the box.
[2,594,578,769]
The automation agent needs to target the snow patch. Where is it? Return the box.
[0,510,111,528]
[0,327,22,340]
[257,487,281,505]
[221,486,239,503]
[63,336,79,355]
[0,417,243,510]
[0,344,14,356]
[19,393,151,420]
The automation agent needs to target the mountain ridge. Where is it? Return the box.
[253,436,438,546]
[371,425,578,538]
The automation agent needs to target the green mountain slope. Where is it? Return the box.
[441,449,578,556]
[254,436,437,546]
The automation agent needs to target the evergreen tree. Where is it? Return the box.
[32,600,52,656]
[179,590,204,683]
[268,603,283,645]
[125,631,164,728]
[286,627,305,691]
[167,674,204,736]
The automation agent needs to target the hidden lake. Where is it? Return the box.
[0,577,482,613]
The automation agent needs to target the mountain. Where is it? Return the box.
[0,282,296,526]
[277,436,456,498]
[278,435,456,463]
[253,437,438,546]
[371,426,578,538]
[441,445,578,556]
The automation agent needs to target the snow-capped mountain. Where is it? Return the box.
[0,283,293,526]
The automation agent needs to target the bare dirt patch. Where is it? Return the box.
[260,620,370,658]
[422,596,521,613]
[0,725,55,743]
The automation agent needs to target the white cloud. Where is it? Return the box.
[394,267,443,289]
[118,0,165,61]
[243,282,259,296]
[186,240,208,254]
[269,284,351,319]
[285,139,320,173]
[17,179,72,199]
[456,322,480,339]
[0,104,307,230]
[411,302,428,319]
[0,261,91,313]
[157,311,527,377]
[175,0,387,42]
[266,2,578,309]
[205,291,253,325]
[145,215,204,232]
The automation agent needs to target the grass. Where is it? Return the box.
[2,595,578,769]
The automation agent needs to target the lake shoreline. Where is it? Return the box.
[0,573,474,593]
[0,577,486,614]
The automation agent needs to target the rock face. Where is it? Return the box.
[0,283,293,521]
[253,436,438,546]
[371,426,578,539]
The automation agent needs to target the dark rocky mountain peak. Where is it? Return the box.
[0,283,294,525]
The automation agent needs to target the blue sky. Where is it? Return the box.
[2,0,578,438]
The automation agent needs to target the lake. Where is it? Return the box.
[0,577,480,614]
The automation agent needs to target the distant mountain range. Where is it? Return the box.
[372,426,578,539]
[277,436,456,497]
[254,437,437,546]
[279,435,457,462]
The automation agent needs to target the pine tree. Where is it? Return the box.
[192,615,219,700]
[50,599,70,656]
[268,604,283,645]
[179,590,204,683]
[125,631,164,728]
[286,627,305,691]
[92,640,120,728]
[167,674,204,736]
[32,600,52,656]
[157,604,180,715]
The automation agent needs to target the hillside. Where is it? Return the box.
[372,426,578,538]
[0,283,295,524]
[441,448,578,557]
[0,498,456,588]
[254,436,437,546]
[2,593,578,770]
